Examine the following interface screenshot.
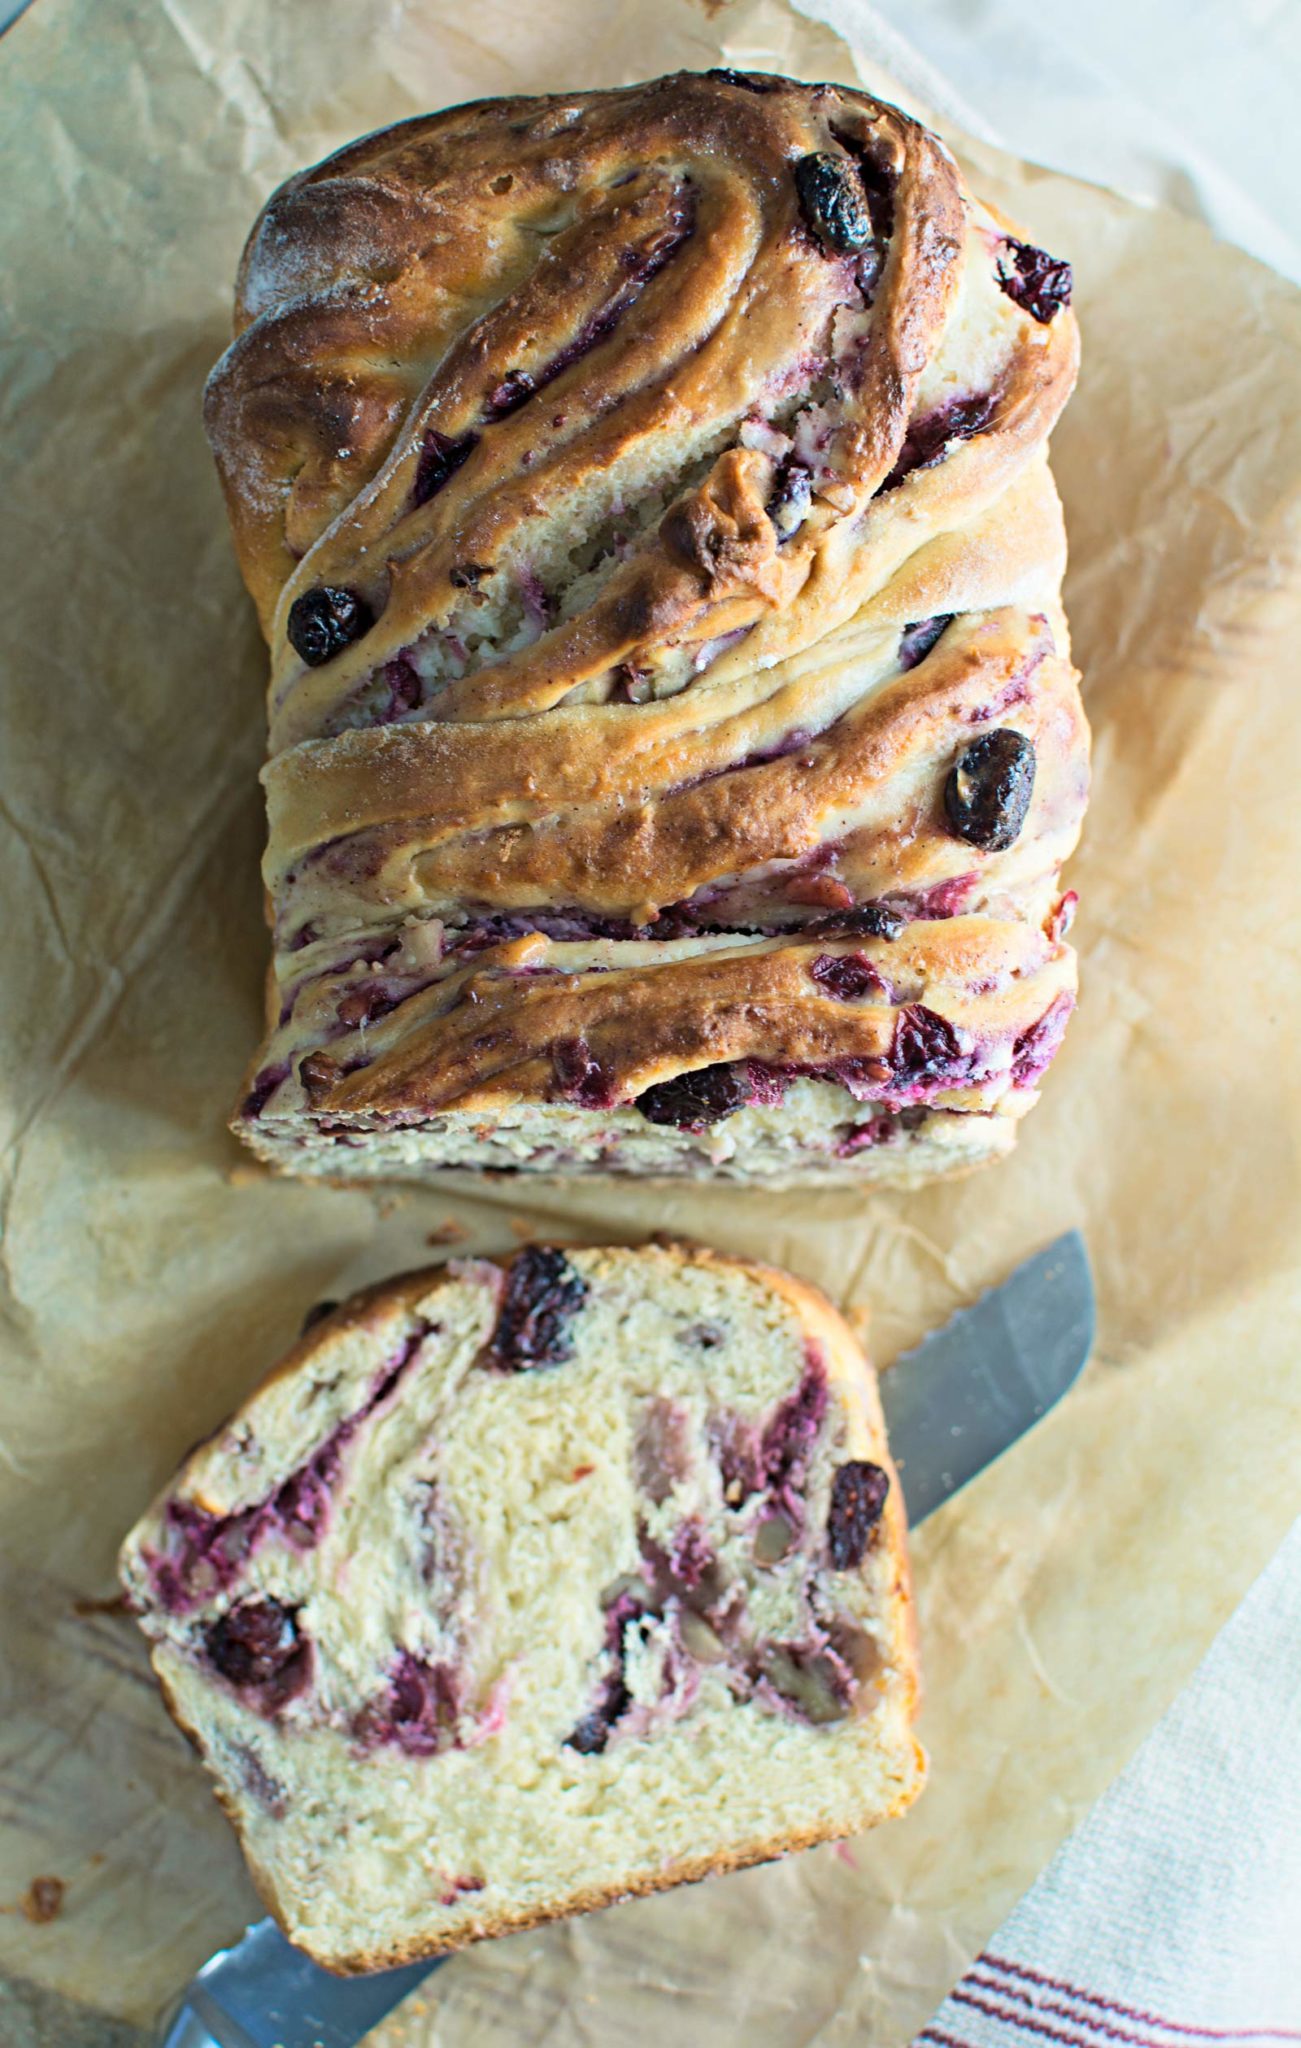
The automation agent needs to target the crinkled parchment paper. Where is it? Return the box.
[1,0,1298,2040]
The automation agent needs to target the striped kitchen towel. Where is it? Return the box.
[916,1518,1301,2048]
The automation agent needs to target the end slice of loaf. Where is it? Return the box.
[119,1243,924,1971]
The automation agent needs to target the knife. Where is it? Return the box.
[156,1229,1094,2048]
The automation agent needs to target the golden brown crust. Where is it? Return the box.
[208,72,1086,1181]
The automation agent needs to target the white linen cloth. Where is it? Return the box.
[915,1519,1301,2042]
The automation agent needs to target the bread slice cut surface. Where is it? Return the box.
[120,1243,924,1969]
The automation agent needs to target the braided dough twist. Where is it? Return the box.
[210,70,1087,1186]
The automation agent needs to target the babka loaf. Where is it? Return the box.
[210,70,1088,1187]
[120,1243,924,1969]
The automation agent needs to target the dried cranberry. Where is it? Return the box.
[892,1005,967,1083]
[815,903,905,942]
[566,1680,630,1755]
[834,1117,894,1157]
[552,1036,617,1109]
[794,152,873,254]
[494,1246,588,1369]
[898,615,953,671]
[827,1460,889,1569]
[810,953,884,1002]
[299,1299,339,1335]
[287,587,373,667]
[413,429,478,507]
[242,1063,287,1120]
[338,984,398,1030]
[635,1061,752,1131]
[705,68,777,93]
[379,1655,459,1756]
[882,394,998,493]
[207,1599,306,1694]
[944,728,1036,851]
[997,237,1073,324]
[298,1051,341,1104]
[484,369,534,419]
[565,1592,643,1753]
[380,656,422,718]
[769,458,813,540]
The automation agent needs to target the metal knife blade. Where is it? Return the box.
[155,1920,440,2048]
[880,1228,1095,1524]
[157,1230,1094,2048]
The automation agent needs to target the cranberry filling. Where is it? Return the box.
[944,728,1036,851]
[833,1116,897,1157]
[768,456,813,540]
[337,982,402,1030]
[287,586,373,667]
[484,369,534,419]
[830,125,898,245]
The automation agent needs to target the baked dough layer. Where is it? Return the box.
[207,71,1087,1184]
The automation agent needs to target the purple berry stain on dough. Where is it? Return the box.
[242,1062,289,1120]
[356,1653,461,1757]
[762,1351,829,1517]
[493,1247,588,1369]
[1010,991,1074,1088]
[146,1327,431,1613]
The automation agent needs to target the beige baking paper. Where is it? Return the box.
[0,0,1298,2040]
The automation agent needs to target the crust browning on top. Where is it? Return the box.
[207,71,1087,1175]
